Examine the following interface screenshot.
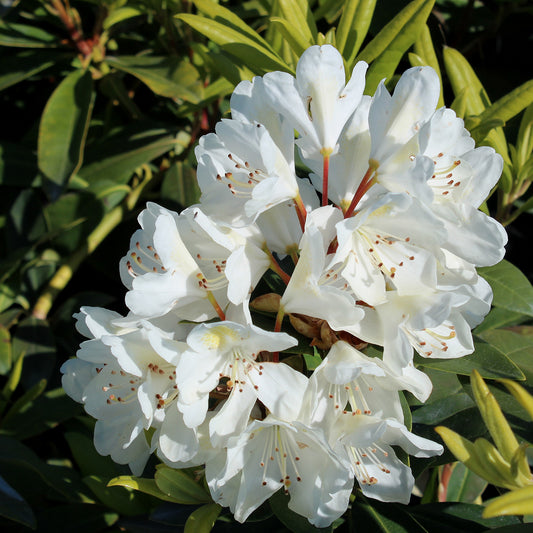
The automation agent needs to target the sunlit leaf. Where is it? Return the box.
[184,503,222,533]
[483,486,533,518]
[106,56,204,103]
[154,465,211,505]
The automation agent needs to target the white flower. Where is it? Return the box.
[176,321,303,447]
[334,415,443,503]
[209,416,353,527]
[120,203,269,321]
[195,119,303,226]
[262,45,368,160]
[280,206,365,331]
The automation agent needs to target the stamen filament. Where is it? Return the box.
[206,290,226,320]
[344,161,379,218]
[293,193,307,232]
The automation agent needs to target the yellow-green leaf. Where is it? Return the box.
[483,485,533,518]
[470,369,520,463]
[108,475,188,504]
[443,46,510,163]
[499,379,533,421]
[177,13,292,75]
[277,0,317,44]
[413,24,444,107]
[336,0,376,66]
[154,465,211,505]
[269,17,309,58]
[184,503,222,533]
[358,0,435,94]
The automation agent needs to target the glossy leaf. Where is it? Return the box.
[474,80,533,136]
[154,465,211,505]
[479,260,533,318]
[102,6,144,30]
[411,392,475,425]
[416,341,524,381]
[357,0,435,94]
[269,17,310,58]
[37,69,95,188]
[176,13,292,75]
[184,503,222,533]
[516,103,533,167]
[336,0,376,66]
[106,56,204,103]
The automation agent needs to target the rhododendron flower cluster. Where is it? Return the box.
[62,45,507,527]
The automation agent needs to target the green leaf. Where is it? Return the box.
[357,0,435,95]
[184,503,222,533]
[0,474,36,529]
[269,17,310,58]
[412,393,475,425]
[154,465,211,505]
[37,69,95,188]
[516,103,533,167]
[479,260,533,318]
[161,161,201,210]
[0,142,39,187]
[83,475,152,516]
[36,503,118,533]
[444,462,488,503]
[79,127,184,185]
[106,55,204,103]
[412,24,444,107]
[0,387,82,440]
[176,12,292,75]
[475,329,533,383]
[473,307,526,335]
[416,341,524,381]
[0,49,57,91]
[0,324,11,375]
[103,6,144,30]
[0,20,58,48]
[336,0,376,66]
[408,502,521,531]
[483,486,533,518]
[276,0,317,46]
[269,489,333,533]
[351,497,428,532]
[442,46,509,162]
[108,475,191,504]
[475,80,533,136]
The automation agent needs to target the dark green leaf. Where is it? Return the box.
[79,127,183,185]
[0,49,57,91]
[350,497,428,533]
[412,393,475,425]
[106,56,204,103]
[0,20,58,48]
[479,260,533,318]
[35,503,118,533]
[0,142,39,187]
[269,489,333,533]
[37,69,95,189]
[417,341,524,381]
[161,161,201,210]
[0,473,36,529]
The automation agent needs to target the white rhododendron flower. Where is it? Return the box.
[64,43,507,528]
